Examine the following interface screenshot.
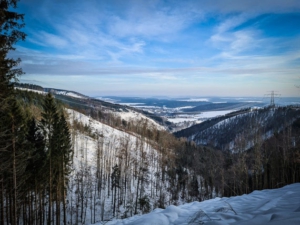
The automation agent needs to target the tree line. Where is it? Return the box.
[1,1,72,224]
[1,1,300,224]
[0,91,72,225]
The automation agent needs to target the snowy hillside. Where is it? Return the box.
[15,87,45,95]
[15,85,87,99]
[102,183,300,225]
[175,106,300,151]
[11,89,300,225]
[54,90,86,99]
[113,109,165,131]
[65,108,185,224]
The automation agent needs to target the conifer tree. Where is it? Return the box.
[24,117,46,224]
[41,93,73,224]
[52,114,72,225]
[41,93,59,225]
[8,99,27,225]
[0,1,25,223]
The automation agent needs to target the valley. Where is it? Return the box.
[2,1,300,224]
[7,85,300,224]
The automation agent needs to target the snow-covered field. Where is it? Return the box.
[179,98,210,102]
[167,110,234,124]
[101,183,300,225]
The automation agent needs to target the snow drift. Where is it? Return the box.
[103,183,300,225]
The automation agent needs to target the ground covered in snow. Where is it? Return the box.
[113,109,165,130]
[100,183,300,225]
[167,110,234,124]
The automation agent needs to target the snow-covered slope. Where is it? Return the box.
[54,90,87,99]
[176,107,300,151]
[113,109,165,131]
[15,87,45,95]
[65,108,180,224]
[102,183,300,225]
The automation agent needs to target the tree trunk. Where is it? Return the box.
[12,122,17,225]
[48,155,52,225]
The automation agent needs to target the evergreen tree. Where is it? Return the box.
[41,93,59,225]
[0,1,25,223]
[24,117,47,222]
[41,93,72,224]
[6,98,27,225]
[52,114,72,225]
[0,0,26,109]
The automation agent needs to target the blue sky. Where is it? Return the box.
[13,0,300,97]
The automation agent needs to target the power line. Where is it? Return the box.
[265,91,280,107]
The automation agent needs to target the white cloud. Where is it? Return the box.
[15,0,300,97]
[194,0,300,14]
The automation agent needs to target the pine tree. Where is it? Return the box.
[0,2,25,223]
[0,0,26,109]
[41,93,59,225]
[40,94,73,224]
[9,99,27,225]
[24,117,47,224]
[52,114,72,225]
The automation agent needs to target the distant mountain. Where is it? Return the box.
[175,106,300,151]
[44,87,88,99]
[16,83,172,130]
[181,102,260,112]
[14,82,44,91]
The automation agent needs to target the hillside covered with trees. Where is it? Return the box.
[1,1,300,225]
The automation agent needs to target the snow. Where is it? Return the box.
[66,92,86,99]
[167,117,202,123]
[174,106,195,110]
[166,110,234,124]
[179,98,210,102]
[55,90,86,99]
[119,103,145,106]
[15,87,45,95]
[114,110,165,130]
[100,183,300,225]
[199,110,234,118]
[65,109,173,223]
[65,108,300,225]
[95,97,117,103]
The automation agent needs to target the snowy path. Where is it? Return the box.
[100,183,300,225]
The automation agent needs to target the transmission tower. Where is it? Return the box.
[265,91,280,108]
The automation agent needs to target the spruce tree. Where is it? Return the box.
[0,0,26,108]
[0,1,25,222]
[25,117,46,190]
[52,113,72,225]
[41,93,73,224]
[41,93,59,225]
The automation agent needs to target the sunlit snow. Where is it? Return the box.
[167,110,234,124]
[179,98,210,102]
[15,87,45,95]
[100,183,300,225]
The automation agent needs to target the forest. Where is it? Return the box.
[1,1,300,224]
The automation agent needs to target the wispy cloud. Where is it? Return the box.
[15,0,300,97]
